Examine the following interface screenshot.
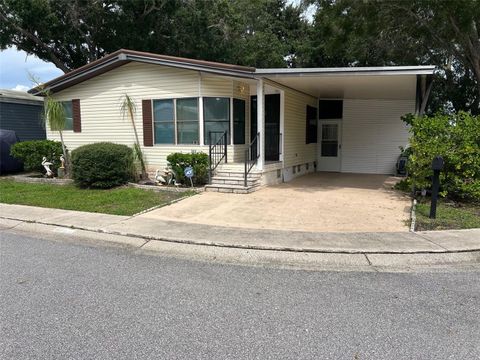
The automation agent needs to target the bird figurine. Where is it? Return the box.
[57,154,66,178]
[41,157,54,177]
[155,169,166,185]
[169,169,181,190]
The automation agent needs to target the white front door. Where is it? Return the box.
[317,120,342,171]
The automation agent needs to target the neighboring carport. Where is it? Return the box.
[138,173,411,232]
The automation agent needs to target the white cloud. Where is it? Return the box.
[11,84,30,92]
[0,47,63,90]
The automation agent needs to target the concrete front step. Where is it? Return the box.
[217,164,245,168]
[211,176,259,186]
[214,170,261,179]
[216,164,259,172]
[217,162,246,168]
[210,164,262,193]
[205,184,258,194]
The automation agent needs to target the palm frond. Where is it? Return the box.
[45,97,66,131]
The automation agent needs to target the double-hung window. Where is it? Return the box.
[61,101,73,130]
[176,98,199,144]
[203,97,230,144]
[153,99,175,144]
[153,98,199,145]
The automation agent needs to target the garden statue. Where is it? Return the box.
[155,167,181,190]
[41,157,54,177]
[57,155,65,178]
[168,168,181,191]
[155,169,167,185]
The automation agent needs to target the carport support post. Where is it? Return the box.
[256,78,265,171]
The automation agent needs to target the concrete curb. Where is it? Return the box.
[2,218,479,270]
[103,228,480,255]
[1,215,479,256]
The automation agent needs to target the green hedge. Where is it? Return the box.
[403,111,480,202]
[10,140,64,172]
[166,152,209,186]
[71,142,133,188]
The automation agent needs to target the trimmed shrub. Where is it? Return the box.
[71,142,133,188]
[403,111,480,202]
[10,140,64,172]
[166,152,209,186]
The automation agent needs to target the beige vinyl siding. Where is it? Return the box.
[48,62,247,170]
[201,75,233,97]
[341,99,414,174]
[282,88,317,168]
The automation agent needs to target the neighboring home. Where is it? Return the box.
[30,49,434,192]
[0,89,45,141]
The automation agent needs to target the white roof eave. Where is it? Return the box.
[254,66,435,77]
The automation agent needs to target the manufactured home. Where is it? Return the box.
[30,49,434,193]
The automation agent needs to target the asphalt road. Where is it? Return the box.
[1,230,479,360]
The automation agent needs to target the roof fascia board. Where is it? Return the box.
[124,54,256,79]
[30,55,124,95]
[0,97,44,106]
[255,67,435,77]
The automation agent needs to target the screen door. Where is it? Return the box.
[317,121,341,171]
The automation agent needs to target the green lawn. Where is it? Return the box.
[0,179,192,216]
[416,200,480,231]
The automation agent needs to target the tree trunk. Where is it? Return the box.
[129,107,141,151]
[58,130,70,176]
[474,64,480,114]
[129,107,147,179]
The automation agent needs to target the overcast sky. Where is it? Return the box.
[0,47,63,92]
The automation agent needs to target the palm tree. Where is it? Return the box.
[44,96,69,174]
[29,74,70,175]
[120,94,147,179]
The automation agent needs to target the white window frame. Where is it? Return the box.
[202,96,231,145]
[152,97,200,146]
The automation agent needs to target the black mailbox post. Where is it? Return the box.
[430,156,444,219]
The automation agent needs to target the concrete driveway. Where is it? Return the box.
[139,173,411,232]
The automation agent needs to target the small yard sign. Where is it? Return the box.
[184,166,194,187]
